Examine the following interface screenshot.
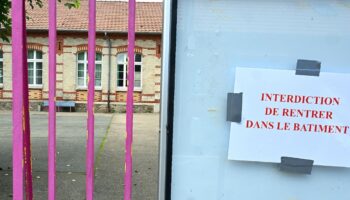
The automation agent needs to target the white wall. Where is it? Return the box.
[171,0,350,199]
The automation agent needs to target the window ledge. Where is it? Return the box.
[29,85,43,89]
[116,87,142,92]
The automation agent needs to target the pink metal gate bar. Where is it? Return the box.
[86,0,96,198]
[125,0,136,199]
[11,0,136,199]
[22,2,34,199]
[48,0,57,198]
[12,0,26,198]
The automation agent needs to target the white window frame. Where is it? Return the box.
[116,53,142,91]
[28,50,43,88]
[0,50,3,87]
[76,51,103,90]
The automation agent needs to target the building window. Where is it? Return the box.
[77,51,102,88]
[0,51,3,84]
[117,53,142,90]
[28,50,43,86]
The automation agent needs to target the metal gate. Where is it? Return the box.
[10,0,136,199]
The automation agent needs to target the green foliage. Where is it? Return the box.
[0,0,11,42]
[63,0,81,9]
[0,0,80,42]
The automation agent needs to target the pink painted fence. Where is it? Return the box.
[10,0,136,199]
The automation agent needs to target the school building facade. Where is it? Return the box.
[0,1,162,112]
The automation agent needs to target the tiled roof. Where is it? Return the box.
[26,0,163,33]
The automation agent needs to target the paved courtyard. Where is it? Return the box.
[0,112,159,200]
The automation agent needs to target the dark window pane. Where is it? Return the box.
[28,70,34,77]
[0,51,3,58]
[118,72,124,79]
[78,70,84,78]
[135,65,141,72]
[36,77,42,85]
[117,80,124,87]
[78,63,85,71]
[95,71,102,79]
[118,64,124,72]
[28,50,34,59]
[36,51,43,59]
[78,52,85,61]
[96,53,102,61]
[36,62,43,70]
[95,64,102,72]
[28,62,34,70]
[95,80,101,87]
[135,54,142,62]
[29,77,34,85]
[0,62,3,84]
[36,69,42,77]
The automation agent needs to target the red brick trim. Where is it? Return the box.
[140,100,160,103]
[63,91,76,94]
[29,89,43,100]
[101,92,116,96]
[116,45,142,54]
[27,43,43,51]
[143,47,157,51]
[57,37,64,55]
[155,82,161,85]
[156,41,161,58]
[0,43,2,50]
[142,94,155,97]
[155,65,161,68]
[76,44,103,53]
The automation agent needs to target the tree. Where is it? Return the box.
[0,0,80,42]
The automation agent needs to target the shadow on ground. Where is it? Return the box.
[0,112,159,200]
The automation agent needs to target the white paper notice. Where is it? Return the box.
[228,67,350,168]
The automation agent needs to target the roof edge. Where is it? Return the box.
[27,29,162,35]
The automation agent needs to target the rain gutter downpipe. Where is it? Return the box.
[105,32,112,112]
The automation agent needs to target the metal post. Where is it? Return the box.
[125,0,136,199]
[12,0,25,198]
[23,10,33,200]
[86,0,96,199]
[48,0,57,198]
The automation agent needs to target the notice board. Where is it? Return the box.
[228,68,350,167]
[160,0,350,199]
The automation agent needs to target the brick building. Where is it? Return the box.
[0,0,162,112]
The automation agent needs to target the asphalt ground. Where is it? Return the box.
[0,112,159,200]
